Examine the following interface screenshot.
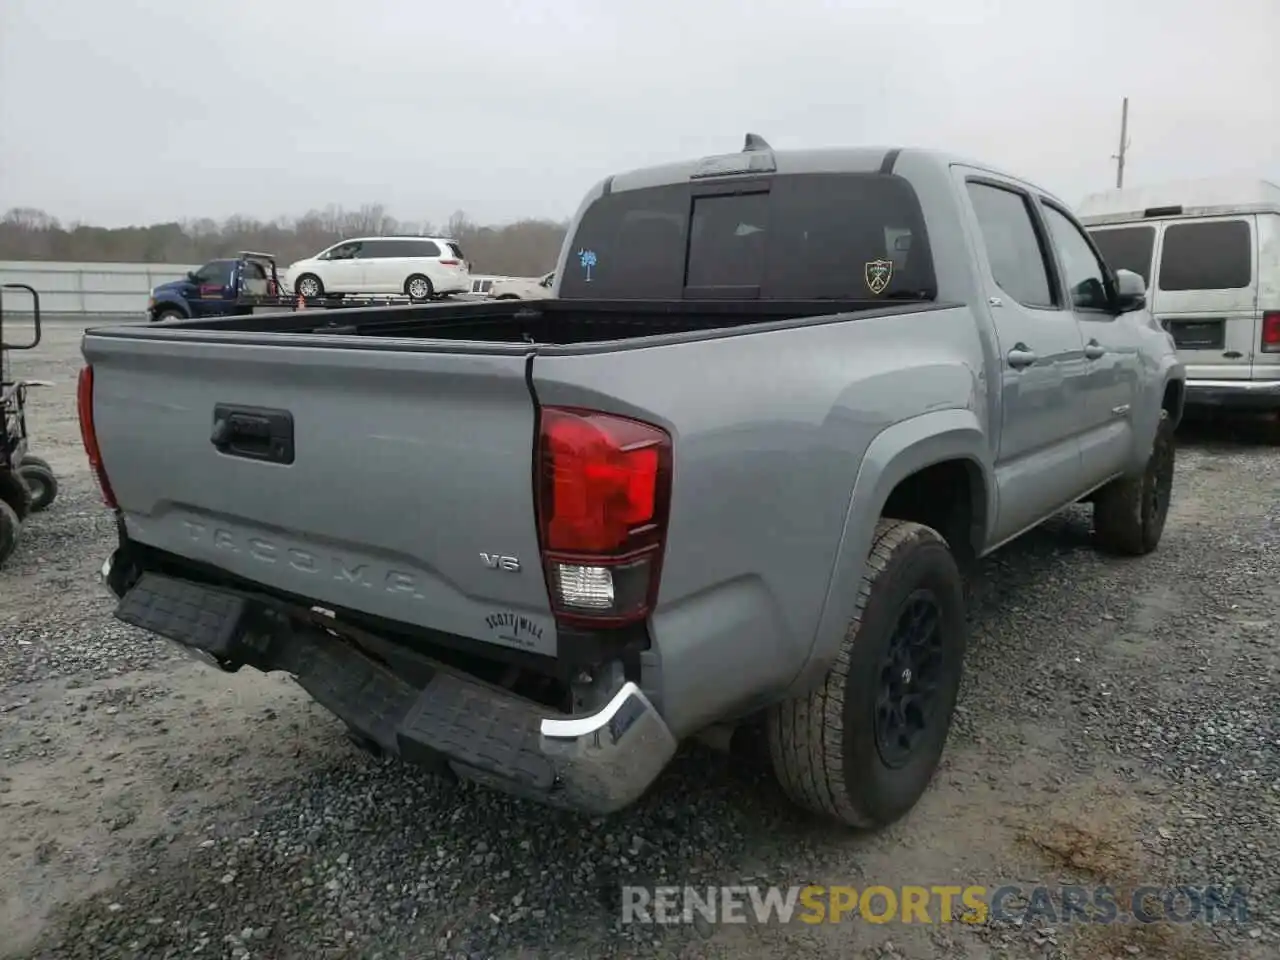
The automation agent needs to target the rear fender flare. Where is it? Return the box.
[783,408,993,698]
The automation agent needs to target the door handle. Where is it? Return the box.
[1084,339,1106,360]
[211,404,296,464]
[1007,344,1038,369]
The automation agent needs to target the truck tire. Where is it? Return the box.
[766,519,967,829]
[294,274,324,299]
[405,275,434,302]
[0,498,20,568]
[20,454,51,473]
[154,308,185,323]
[1092,409,1175,556]
[19,462,57,512]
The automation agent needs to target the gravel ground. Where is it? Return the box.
[1,317,1277,960]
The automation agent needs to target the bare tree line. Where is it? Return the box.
[0,205,569,277]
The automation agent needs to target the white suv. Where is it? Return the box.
[285,237,471,301]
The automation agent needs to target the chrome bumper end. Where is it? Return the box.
[535,681,678,814]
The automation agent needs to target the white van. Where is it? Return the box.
[283,236,471,301]
[1078,178,1280,411]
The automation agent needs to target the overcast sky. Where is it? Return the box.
[2,0,1276,229]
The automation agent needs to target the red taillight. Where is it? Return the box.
[536,407,672,627]
[1262,312,1280,353]
[76,365,118,508]
[438,259,461,267]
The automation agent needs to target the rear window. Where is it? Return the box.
[391,238,441,257]
[1089,225,1156,287]
[558,173,936,301]
[1157,220,1252,291]
[447,242,465,260]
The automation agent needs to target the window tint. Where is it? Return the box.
[1158,220,1252,291]
[687,192,769,290]
[558,173,936,300]
[193,260,233,285]
[365,239,438,258]
[447,242,465,260]
[1089,226,1155,288]
[1041,204,1110,311]
[325,241,362,260]
[965,183,1055,308]
[764,175,934,299]
[397,239,441,257]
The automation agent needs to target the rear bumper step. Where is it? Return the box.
[100,556,675,815]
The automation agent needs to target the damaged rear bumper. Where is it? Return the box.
[99,552,675,815]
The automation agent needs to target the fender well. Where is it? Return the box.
[783,407,992,698]
[154,298,191,318]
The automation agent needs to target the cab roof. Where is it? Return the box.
[601,137,1073,211]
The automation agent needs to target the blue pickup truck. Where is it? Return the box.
[147,252,283,322]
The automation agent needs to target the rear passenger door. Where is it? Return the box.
[1152,216,1258,381]
[1039,200,1140,486]
[356,240,396,292]
[958,173,1090,544]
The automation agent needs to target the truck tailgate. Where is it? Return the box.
[82,332,557,658]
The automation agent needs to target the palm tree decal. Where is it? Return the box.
[578,249,597,282]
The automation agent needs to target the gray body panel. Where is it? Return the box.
[83,145,1183,742]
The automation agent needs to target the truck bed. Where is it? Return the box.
[131,297,946,349]
[81,293,956,694]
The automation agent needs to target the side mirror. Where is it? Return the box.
[186,271,199,283]
[1113,269,1146,313]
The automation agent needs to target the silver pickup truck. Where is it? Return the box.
[80,137,1184,829]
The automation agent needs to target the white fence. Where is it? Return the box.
[0,260,198,316]
[0,260,523,317]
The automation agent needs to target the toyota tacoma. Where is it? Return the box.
[79,136,1184,828]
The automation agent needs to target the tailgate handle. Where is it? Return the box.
[211,404,295,465]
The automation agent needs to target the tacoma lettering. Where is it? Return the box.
[179,520,425,598]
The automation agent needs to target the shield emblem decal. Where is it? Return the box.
[865,259,893,295]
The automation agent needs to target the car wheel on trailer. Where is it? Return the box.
[0,498,20,568]
[295,274,324,299]
[19,461,57,512]
[1093,408,1175,556]
[405,275,434,302]
[154,309,185,323]
[766,518,967,829]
